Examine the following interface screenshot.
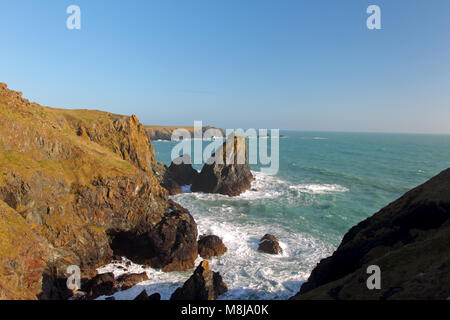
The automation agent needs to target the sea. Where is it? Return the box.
[97,131,450,300]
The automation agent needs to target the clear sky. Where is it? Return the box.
[1,0,449,133]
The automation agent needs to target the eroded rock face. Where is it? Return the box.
[0,201,48,300]
[191,134,254,196]
[198,235,228,259]
[257,234,283,255]
[0,83,199,299]
[170,260,228,300]
[109,200,198,272]
[291,168,450,300]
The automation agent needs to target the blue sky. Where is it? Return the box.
[1,0,449,133]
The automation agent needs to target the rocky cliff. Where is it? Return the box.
[0,83,198,299]
[291,168,450,300]
[145,125,224,141]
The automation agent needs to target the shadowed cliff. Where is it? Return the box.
[291,168,450,300]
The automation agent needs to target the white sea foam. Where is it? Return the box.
[289,184,349,194]
[95,170,339,300]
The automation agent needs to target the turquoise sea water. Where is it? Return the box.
[99,132,450,300]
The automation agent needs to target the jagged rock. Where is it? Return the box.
[153,155,198,196]
[170,260,228,300]
[116,272,149,290]
[291,168,450,300]
[109,200,198,272]
[191,133,254,196]
[258,234,283,255]
[0,200,49,300]
[167,155,199,186]
[84,273,117,299]
[0,83,199,299]
[134,290,161,300]
[198,235,227,259]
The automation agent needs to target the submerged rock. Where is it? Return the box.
[170,260,228,300]
[258,234,283,255]
[198,235,228,259]
[291,168,450,300]
[191,133,254,196]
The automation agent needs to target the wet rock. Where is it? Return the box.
[84,273,117,299]
[170,260,228,300]
[258,234,283,255]
[198,235,227,259]
[191,133,254,196]
[116,272,149,290]
[110,200,198,272]
[134,290,161,301]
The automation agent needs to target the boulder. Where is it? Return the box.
[84,273,117,299]
[109,200,198,272]
[170,260,228,300]
[291,168,450,300]
[198,235,228,259]
[134,290,161,301]
[258,234,283,255]
[116,272,149,290]
[191,133,254,196]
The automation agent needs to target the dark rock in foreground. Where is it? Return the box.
[84,273,117,299]
[116,272,149,290]
[191,133,254,196]
[170,260,228,300]
[109,200,198,272]
[258,234,283,255]
[134,290,161,300]
[291,168,450,300]
[198,235,228,259]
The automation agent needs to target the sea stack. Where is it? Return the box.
[191,133,254,196]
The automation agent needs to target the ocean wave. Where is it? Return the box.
[289,184,349,194]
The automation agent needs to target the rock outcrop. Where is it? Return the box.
[0,83,198,299]
[191,133,254,196]
[153,155,198,195]
[170,260,228,300]
[291,168,450,300]
[145,126,224,141]
[134,290,161,300]
[258,234,283,255]
[116,272,149,290]
[198,235,227,259]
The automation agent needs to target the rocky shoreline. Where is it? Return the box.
[0,83,449,300]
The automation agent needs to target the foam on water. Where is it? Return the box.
[289,184,349,194]
[96,171,337,300]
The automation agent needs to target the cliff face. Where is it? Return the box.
[0,84,198,299]
[292,168,450,300]
[145,125,224,141]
